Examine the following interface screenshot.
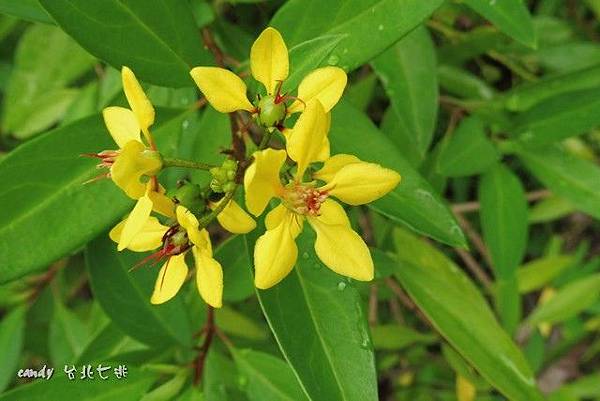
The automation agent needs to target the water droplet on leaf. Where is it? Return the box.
[337,282,347,291]
[327,55,340,66]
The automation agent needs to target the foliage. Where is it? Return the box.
[0,1,599,400]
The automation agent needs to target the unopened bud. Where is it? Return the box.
[256,95,286,128]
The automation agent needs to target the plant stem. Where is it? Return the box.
[162,158,215,171]
[193,306,215,385]
[198,188,237,228]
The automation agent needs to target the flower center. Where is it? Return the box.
[161,225,191,256]
[282,183,328,216]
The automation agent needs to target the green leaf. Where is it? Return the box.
[513,88,600,145]
[505,64,600,111]
[253,229,378,401]
[0,305,26,392]
[514,143,600,220]
[140,371,188,401]
[479,165,527,331]
[214,236,254,303]
[39,0,211,87]
[463,0,536,48]
[1,24,94,137]
[330,100,466,247]
[271,0,444,72]
[529,195,576,223]
[49,300,89,366]
[437,116,500,177]
[215,306,268,341]
[0,367,155,401]
[283,34,345,92]
[233,349,309,401]
[0,115,128,283]
[76,323,146,364]
[370,324,436,351]
[0,0,53,24]
[0,110,183,283]
[437,64,496,100]
[517,255,575,293]
[392,227,543,401]
[86,235,192,349]
[371,26,438,166]
[527,274,600,325]
[479,165,528,278]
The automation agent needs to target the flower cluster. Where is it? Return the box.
[87,27,401,309]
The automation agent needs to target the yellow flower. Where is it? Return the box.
[189,27,347,128]
[110,200,255,306]
[244,100,401,289]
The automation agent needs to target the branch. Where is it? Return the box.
[193,306,215,385]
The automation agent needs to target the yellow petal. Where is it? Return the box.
[308,218,373,281]
[288,67,347,114]
[111,141,161,199]
[175,205,207,248]
[317,199,350,227]
[325,162,401,205]
[110,216,168,252]
[287,100,328,177]
[117,195,153,251]
[456,376,476,401]
[265,204,304,237]
[250,27,289,95]
[314,154,360,182]
[193,247,223,308]
[254,213,298,289]
[243,148,286,216]
[121,66,155,134]
[148,189,175,218]
[214,199,256,234]
[102,106,141,148]
[190,67,254,113]
[150,254,188,305]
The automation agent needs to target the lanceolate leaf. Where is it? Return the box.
[86,235,192,349]
[271,0,444,72]
[513,88,600,145]
[39,0,210,87]
[0,305,26,392]
[0,110,185,283]
[330,100,466,247]
[392,228,543,401]
[253,229,378,401]
[515,143,600,220]
[479,165,527,332]
[371,26,438,166]
[527,274,600,325]
[463,0,536,48]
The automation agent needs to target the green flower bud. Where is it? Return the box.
[210,159,238,193]
[256,95,286,128]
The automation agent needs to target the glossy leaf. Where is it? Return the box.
[49,300,89,366]
[371,26,438,166]
[437,116,499,177]
[214,236,254,303]
[370,324,436,351]
[0,110,184,283]
[513,88,600,145]
[1,24,94,138]
[39,0,211,87]
[330,100,466,247]
[505,64,600,111]
[86,235,192,349]
[527,274,600,325]
[233,349,309,401]
[271,0,444,72]
[0,0,53,24]
[463,0,536,48]
[254,229,378,401]
[0,305,26,392]
[392,227,543,401]
[515,143,600,220]
[517,255,575,293]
